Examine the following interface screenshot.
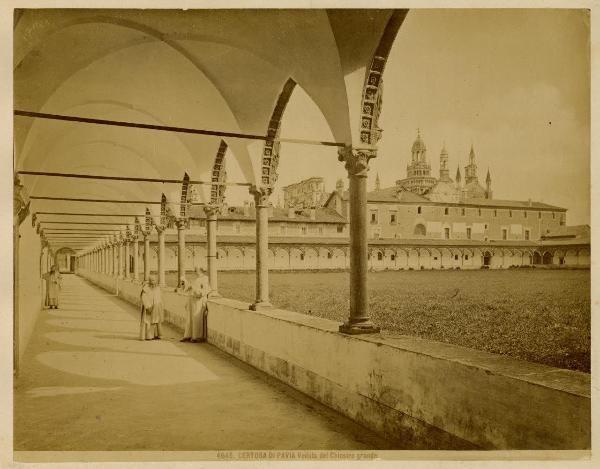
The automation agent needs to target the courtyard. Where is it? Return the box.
[167,268,590,373]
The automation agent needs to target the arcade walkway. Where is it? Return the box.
[14,275,392,451]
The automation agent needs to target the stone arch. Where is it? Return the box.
[429,247,442,269]
[417,247,432,270]
[532,251,542,265]
[260,78,296,187]
[358,11,407,145]
[216,247,227,269]
[54,247,77,272]
[210,140,228,206]
[317,247,334,269]
[482,250,492,267]
[577,248,590,266]
[370,248,385,270]
[542,251,553,265]
[243,247,256,268]
[331,247,346,269]
[226,246,244,270]
[272,246,290,270]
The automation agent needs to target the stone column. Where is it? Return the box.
[143,234,150,281]
[204,206,220,297]
[124,240,130,279]
[112,243,118,277]
[157,227,166,286]
[132,236,139,281]
[176,219,187,286]
[249,186,271,310]
[117,240,124,278]
[338,146,380,334]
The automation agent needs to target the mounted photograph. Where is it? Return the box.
[11,6,591,461]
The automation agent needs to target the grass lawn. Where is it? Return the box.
[167,269,590,373]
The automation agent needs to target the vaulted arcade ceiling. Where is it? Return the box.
[14,9,407,250]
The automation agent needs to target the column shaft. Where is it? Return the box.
[157,229,165,286]
[132,239,139,281]
[250,188,271,310]
[124,242,130,279]
[177,223,186,285]
[339,148,380,334]
[206,209,219,296]
[144,236,150,281]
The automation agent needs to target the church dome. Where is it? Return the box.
[411,130,426,153]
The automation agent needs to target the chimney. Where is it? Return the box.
[243,201,250,217]
[288,207,295,219]
[309,208,316,220]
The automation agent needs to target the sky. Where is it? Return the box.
[226,9,590,226]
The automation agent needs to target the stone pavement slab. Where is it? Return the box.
[14,274,393,451]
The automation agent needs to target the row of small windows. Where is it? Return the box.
[370,207,559,224]
[413,223,531,240]
[372,252,470,262]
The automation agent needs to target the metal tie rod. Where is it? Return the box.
[43,229,123,232]
[14,110,346,148]
[40,221,131,226]
[30,196,205,205]
[36,212,147,217]
[18,170,252,186]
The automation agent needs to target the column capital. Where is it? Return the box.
[174,217,189,229]
[154,224,166,234]
[337,146,377,177]
[249,185,272,207]
[203,205,220,218]
[13,175,30,226]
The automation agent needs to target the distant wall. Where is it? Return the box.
[79,268,591,450]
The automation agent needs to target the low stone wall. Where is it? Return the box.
[79,269,590,450]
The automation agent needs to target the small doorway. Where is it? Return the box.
[483,251,492,266]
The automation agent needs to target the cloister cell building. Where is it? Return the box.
[87,131,590,275]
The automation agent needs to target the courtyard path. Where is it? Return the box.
[14,274,391,452]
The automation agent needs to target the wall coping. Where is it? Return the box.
[80,272,590,399]
[208,297,590,399]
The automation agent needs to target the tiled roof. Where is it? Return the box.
[366,187,430,203]
[188,205,347,224]
[541,225,590,239]
[332,186,565,210]
[463,197,565,210]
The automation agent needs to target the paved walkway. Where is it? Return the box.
[14,275,392,451]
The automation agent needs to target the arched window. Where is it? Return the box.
[444,207,449,215]
[417,206,422,214]
[414,224,426,236]
[377,252,383,261]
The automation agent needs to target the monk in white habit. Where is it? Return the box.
[150,277,164,340]
[180,267,210,343]
[139,280,154,340]
[43,265,62,309]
